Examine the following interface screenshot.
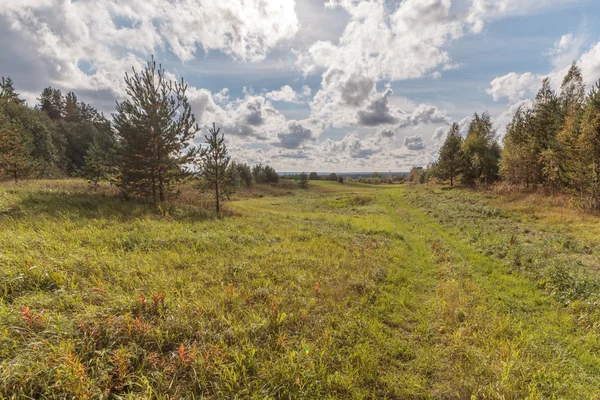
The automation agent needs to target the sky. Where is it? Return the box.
[1,0,600,172]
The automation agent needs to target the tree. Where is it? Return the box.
[0,77,25,105]
[234,162,253,187]
[0,127,32,182]
[38,87,65,120]
[560,62,585,117]
[299,172,309,188]
[575,80,600,210]
[252,164,279,184]
[462,112,500,186]
[264,165,279,183]
[338,175,344,184]
[65,92,79,123]
[113,56,198,203]
[197,123,234,212]
[79,140,114,191]
[326,173,338,181]
[408,167,425,184]
[548,63,586,190]
[309,172,320,180]
[435,123,464,186]
[500,106,536,186]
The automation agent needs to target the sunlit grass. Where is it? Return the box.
[1,179,600,398]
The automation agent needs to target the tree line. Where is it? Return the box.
[431,62,600,211]
[0,57,280,211]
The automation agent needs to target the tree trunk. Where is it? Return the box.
[215,181,220,213]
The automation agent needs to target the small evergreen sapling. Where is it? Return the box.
[79,141,115,191]
[197,123,235,212]
[299,172,309,188]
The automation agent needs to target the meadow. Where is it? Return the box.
[1,179,600,399]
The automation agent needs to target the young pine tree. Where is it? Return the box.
[197,123,235,212]
[436,123,464,186]
[114,56,198,202]
[299,172,309,188]
[0,127,31,182]
[0,77,25,105]
[79,140,115,192]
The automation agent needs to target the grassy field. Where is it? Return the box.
[1,180,600,399]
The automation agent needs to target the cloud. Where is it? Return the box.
[467,0,585,33]
[357,88,399,126]
[547,33,585,70]
[266,85,298,103]
[487,39,600,104]
[487,72,542,102]
[397,104,451,129]
[433,126,447,141]
[0,0,299,105]
[403,135,426,151]
[277,121,315,149]
[378,129,395,138]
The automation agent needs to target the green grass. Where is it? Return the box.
[1,179,600,398]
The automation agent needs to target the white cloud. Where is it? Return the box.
[547,33,585,70]
[487,72,543,102]
[0,0,299,103]
[487,39,600,104]
[403,135,426,151]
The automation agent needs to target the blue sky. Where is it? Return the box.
[2,0,600,171]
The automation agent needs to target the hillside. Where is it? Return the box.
[1,180,600,398]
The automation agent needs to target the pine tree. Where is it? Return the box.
[79,140,115,191]
[234,162,253,187]
[114,56,198,203]
[299,172,309,187]
[549,62,586,190]
[575,80,600,210]
[462,112,500,186]
[0,127,31,182]
[38,87,65,120]
[65,92,79,123]
[197,123,234,212]
[436,123,464,186]
[0,77,25,105]
[501,106,536,186]
[531,78,562,186]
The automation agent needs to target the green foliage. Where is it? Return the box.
[325,173,338,181]
[462,112,500,186]
[575,80,600,210]
[309,171,320,180]
[298,171,309,187]
[78,141,115,191]
[197,123,235,212]
[233,162,253,187]
[0,126,32,182]
[252,164,279,184]
[2,180,600,398]
[114,56,198,203]
[408,166,425,184]
[435,123,464,186]
[38,86,65,120]
[338,175,344,183]
[0,77,25,105]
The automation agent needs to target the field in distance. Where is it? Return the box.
[1,179,600,399]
